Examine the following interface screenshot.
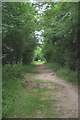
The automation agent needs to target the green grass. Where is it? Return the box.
[3,62,78,118]
[2,63,36,81]
[3,84,57,118]
[46,62,78,85]
[32,60,46,65]
[2,63,60,118]
[57,68,78,84]
[3,79,59,118]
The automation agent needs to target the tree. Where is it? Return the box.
[2,2,37,64]
[41,2,78,70]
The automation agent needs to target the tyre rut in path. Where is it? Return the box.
[34,64,78,118]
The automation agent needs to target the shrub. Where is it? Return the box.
[2,63,24,81]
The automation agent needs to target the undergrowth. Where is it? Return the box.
[2,63,59,118]
[46,62,78,85]
[2,63,36,117]
[2,63,35,81]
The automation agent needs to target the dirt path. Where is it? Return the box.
[34,64,78,118]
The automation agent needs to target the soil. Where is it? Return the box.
[23,64,78,118]
[34,64,78,118]
[22,81,48,89]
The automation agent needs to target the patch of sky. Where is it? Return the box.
[35,30,44,44]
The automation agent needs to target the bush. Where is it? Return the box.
[2,63,35,81]
[2,63,23,81]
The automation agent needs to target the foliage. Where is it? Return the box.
[3,64,59,118]
[42,3,78,71]
[3,63,23,81]
[46,63,78,85]
[32,60,46,65]
[2,63,35,81]
[2,2,37,64]
[2,2,78,69]
[2,2,78,118]
[33,44,45,61]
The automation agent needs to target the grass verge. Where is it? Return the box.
[2,63,60,118]
[3,63,36,81]
[46,62,78,85]
[2,63,35,117]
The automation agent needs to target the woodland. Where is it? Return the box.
[2,2,79,118]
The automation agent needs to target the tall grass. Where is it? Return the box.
[2,63,35,81]
[2,63,36,117]
[46,63,78,85]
